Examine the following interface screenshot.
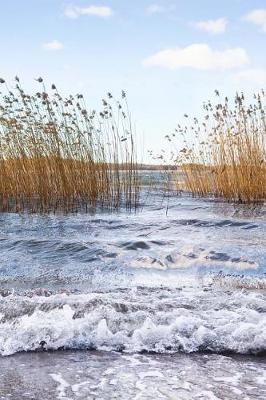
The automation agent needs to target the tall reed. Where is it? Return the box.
[166,90,266,203]
[0,77,139,212]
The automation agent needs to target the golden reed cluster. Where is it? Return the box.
[0,77,139,212]
[165,90,266,203]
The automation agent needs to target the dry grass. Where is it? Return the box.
[166,90,266,203]
[0,77,139,212]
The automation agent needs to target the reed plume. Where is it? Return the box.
[0,78,139,212]
[167,90,266,203]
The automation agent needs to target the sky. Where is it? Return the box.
[0,0,266,162]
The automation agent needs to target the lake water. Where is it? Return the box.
[0,188,265,399]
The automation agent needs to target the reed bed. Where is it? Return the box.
[166,90,266,203]
[0,77,139,212]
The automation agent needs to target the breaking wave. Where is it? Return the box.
[0,194,265,360]
[1,279,266,356]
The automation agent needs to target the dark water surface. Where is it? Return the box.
[0,191,265,399]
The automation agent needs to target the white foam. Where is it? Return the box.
[50,373,71,400]
[0,284,265,356]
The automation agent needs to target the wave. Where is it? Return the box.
[1,283,266,356]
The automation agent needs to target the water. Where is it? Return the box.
[0,189,265,399]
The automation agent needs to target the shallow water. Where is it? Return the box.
[1,351,266,400]
[0,191,265,398]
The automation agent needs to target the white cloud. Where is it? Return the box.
[194,18,227,34]
[43,40,64,51]
[143,44,249,70]
[64,5,113,19]
[146,4,165,14]
[146,3,175,15]
[244,9,266,32]
[234,68,266,85]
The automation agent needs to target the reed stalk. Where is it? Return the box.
[0,77,140,212]
[166,91,266,203]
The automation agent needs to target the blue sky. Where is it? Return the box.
[1,0,266,161]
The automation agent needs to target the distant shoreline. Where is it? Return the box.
[133,164,177,171]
